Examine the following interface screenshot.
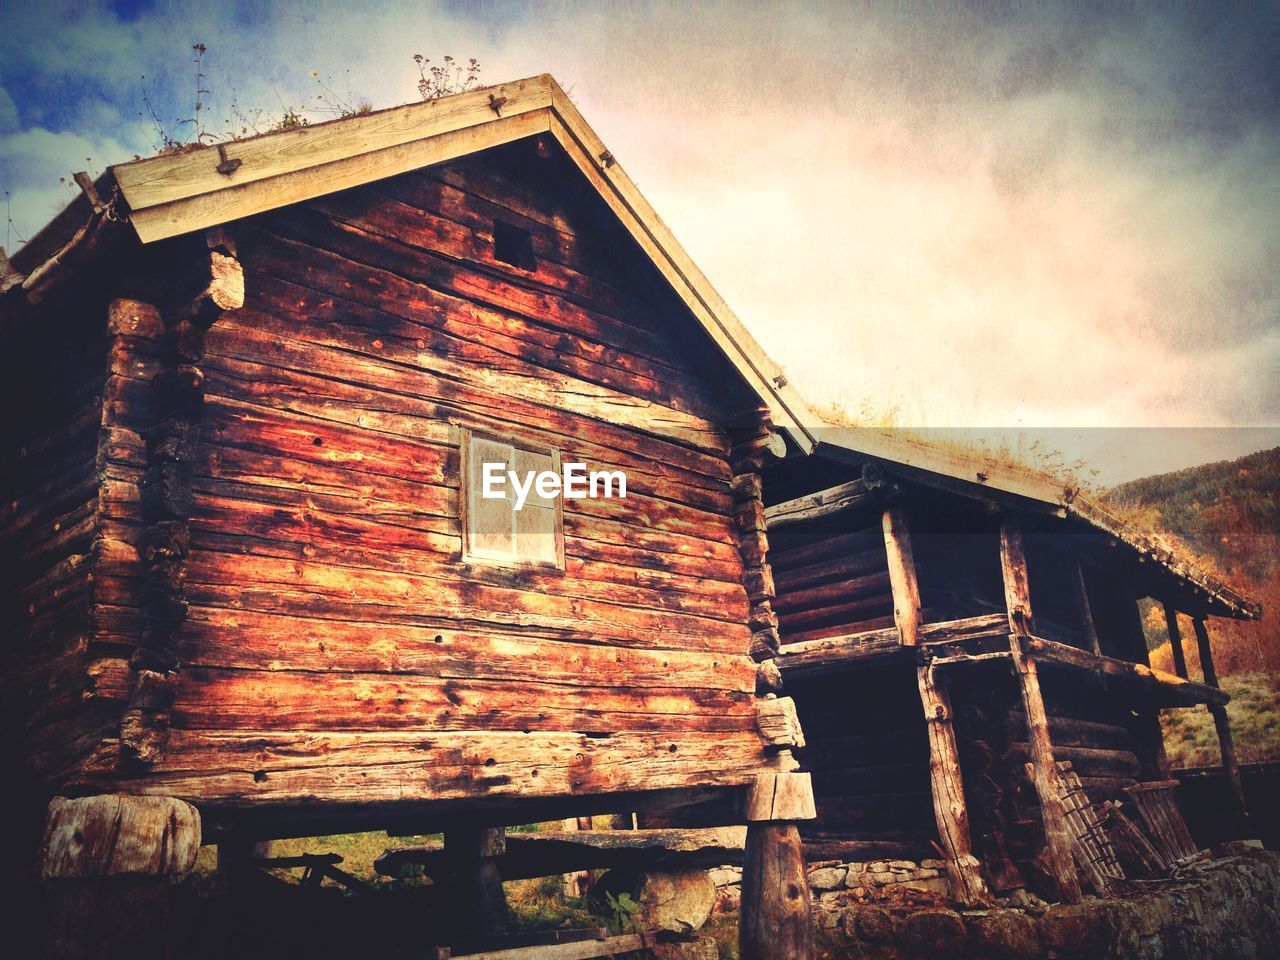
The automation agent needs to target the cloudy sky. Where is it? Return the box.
[1,2,1275,483]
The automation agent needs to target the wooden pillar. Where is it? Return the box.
[1000,521,1082,904]
[1121,593,1174,779]
[443,827,510,939]
[1192,618,1249,821]
[740,773,815,960]
[1073,564,1102,656]
[882,505,922,646]
[886,504,988,902]
[561,818,593,898]
[1163,604,1189,679]
[42,795,201,960]
[918,663,990,906]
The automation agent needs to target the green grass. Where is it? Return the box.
[1161,671,1280,768]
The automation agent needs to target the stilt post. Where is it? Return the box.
[885,504,989,902]
[918,662,991,905]
[740,772,816,960]
[42,794,201,960]
[882,505,922,646]
[1074,564,1103,656]
[1000,520,1082,904]
[444,827,511,940]
[1163,604,1189,679]
[1192,617,1249,822]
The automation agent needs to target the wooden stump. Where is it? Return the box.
[740,774,814,960]
[444,827,511,941]
[739,823,812,960]
[41,795,201,960]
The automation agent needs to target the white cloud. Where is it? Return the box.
[0,3,1274,473]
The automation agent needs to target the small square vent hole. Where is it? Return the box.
[494,220,536,271]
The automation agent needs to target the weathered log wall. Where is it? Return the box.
[69,141,773,817]
[789,666,938,858]
[0,288,114,786]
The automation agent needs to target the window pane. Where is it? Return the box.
[468,438,514,556]
[513,448,556,509]
[516,503,558,563]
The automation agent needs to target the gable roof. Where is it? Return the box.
[6,74,817,451]
[814,425,1260,620]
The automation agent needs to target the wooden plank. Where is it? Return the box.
[441,931,647,960]
[999,519,1033,636]
[776,614,1008,676]
[1049,762,1124,897]
[882,506,922,646]
[169,666,757,733]
[916,663,990,906]
[1163,604,1189,680]
[1191,618,1248,820]
[1020,636,1230,707]
[130,110,553,244]
[764,480,878,528]
[377,828,747,881]
[73,729,770,806]
[1010,642,1082,903]
[1074,564,1102,657]
[115,77,555,213]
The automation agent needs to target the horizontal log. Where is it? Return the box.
[1021,636,1230,707]
[376,827,747,880]
[771,549,886,593]
[777,594,893,630]
[764,480,884,528]
[168,665,757,734]
[777,614,1008,676]
[72,729,770,807]
[772,572,892,614]
[175,607,755,692]
[181,550,748,653]
[768,529,883,572]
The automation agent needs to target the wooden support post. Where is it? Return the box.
[1000,520,1082,904]
[999,520,1034,636]
[741,773,815,960]
[917,662,990,906]
[1192,618,1249,822]
[882,506,922,646]
[444,827,511,939]
[1074,564,1102,656]
[1117,592,1175,780]
[42,795,201,960]
[1162,604,1189,680]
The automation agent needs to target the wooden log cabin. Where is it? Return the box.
[0,75,821,958]
[762,428,1261,906]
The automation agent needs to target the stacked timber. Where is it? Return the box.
[0,286,112,783]
[770,524,894,648]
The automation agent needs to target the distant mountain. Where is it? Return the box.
[1105,446,1279,675]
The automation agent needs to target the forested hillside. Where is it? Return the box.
[1106,446,1279,676]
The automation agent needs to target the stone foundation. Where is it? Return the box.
[711,857,951,923]
[712,849,1280,958]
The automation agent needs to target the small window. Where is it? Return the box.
[460,428,563,569]
[493,220,536,271]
